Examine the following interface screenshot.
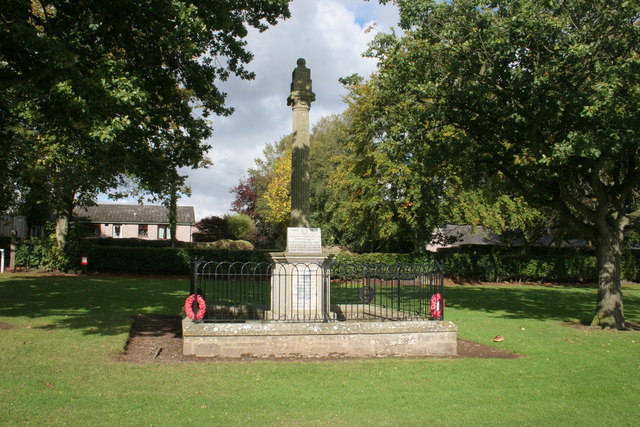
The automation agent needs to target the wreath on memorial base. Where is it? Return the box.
[184,294,206,320]
[430,293,444,320]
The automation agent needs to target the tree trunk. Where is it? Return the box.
[55,211,69,250]
[169,184,178,248]
[54,194,75,250]
[591,222,626,329]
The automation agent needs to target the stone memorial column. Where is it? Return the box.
[287,58,315,228]
[268,58,333,322]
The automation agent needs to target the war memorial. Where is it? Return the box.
[182,59,456,358]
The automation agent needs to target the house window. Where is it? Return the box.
[83,224,100,237]
[30,225,46,238]
[158,225,169,240]
[138,224,148,237]
[113,224,122,238]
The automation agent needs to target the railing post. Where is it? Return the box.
[190,262,195,295]
[191,257,203,295]
[397,264,401,312]
[322,263,329,322]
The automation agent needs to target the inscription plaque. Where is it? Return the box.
[293,271,315,310]
[287,227,322,253]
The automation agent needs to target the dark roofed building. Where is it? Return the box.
[427,224,588,252]
[74,204,196,242]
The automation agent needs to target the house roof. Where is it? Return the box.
[428,224,588,250]
[74,204,195,225]
[430,225,504,247]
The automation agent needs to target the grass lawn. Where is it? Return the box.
[0,274,638,426]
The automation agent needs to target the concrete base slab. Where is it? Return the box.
[183,318,457,359]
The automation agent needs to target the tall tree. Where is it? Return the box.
[308,115,349,245]
[230,134,292,246]
[328,78,448,252]
[263,150,292,231]
[230,176,260,218]
[1,0,291,249]
[231,117,348,247]
[368,0,639,328]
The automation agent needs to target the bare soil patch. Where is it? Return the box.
[118,314,522,364]
[0,322,15,330]
[118,314,200,364]
[455,337,522,359]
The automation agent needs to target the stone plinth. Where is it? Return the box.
[268,252,333,321]
[183,317,457,358]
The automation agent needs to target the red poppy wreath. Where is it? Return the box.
[184,294,206,320]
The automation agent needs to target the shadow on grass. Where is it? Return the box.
[1,275,638,335]
[0,275,188,336]
[444,285,640,324]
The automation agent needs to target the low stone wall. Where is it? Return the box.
[183,318,457,359]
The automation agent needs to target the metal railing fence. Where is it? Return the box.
[190,260,444,323]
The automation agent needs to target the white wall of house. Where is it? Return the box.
[98,223,193,242]
[175,225,193,242]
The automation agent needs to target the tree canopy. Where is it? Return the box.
[230,116,347,248]
[363,0,639,327]
[230,133,291,247]
[1,0,291,247]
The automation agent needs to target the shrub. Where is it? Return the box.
[225,214,256,241]
[193,216,232,242]
[191,239,255,250]
[15,237,74,271]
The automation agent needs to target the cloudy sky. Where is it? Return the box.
[106,0,400,220]
[184,0,402,220]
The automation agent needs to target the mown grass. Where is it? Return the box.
[0,274,638,426]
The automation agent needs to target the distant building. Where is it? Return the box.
[0,215,28,239]
[74,204,196,242]
[427,224,588,252]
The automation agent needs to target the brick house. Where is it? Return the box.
[74,204,196,242]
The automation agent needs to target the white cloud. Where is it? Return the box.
[102,0,400,220]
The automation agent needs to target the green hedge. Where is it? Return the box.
[82,246,271,275]
[622,251,640,282]
[336,250,640,283]
[27,239,639,282]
